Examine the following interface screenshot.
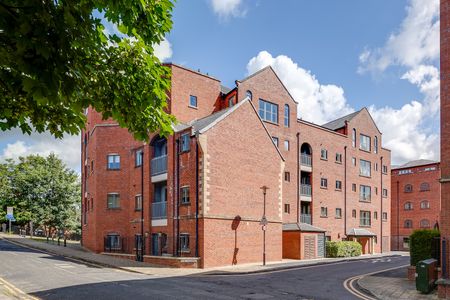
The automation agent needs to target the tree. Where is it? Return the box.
[0,154,80,236]
[0,0,176,141]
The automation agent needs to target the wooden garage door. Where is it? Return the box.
[304,235,316,259]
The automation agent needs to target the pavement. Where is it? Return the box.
[0,233,408,277]
[0,238,411,299]
[357,265,439,299]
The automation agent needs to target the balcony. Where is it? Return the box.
[300,184,312,201]
[300,214,312,224]
[151,155,168,182]
[152,201,167,227]
[300,154,312,172]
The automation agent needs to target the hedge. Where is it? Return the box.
[410,229,440,266]
[326,241,362,258]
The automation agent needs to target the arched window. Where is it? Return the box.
[404,202,413,210]
[404,184,413,193]
[284,104,290,127]
[420,200,430,209]
[404,220,413,228]
[352,129,356,147]
[420,219,430,228]
[420,182,430,191]
[246,90,252,100]
[374,136,378,154]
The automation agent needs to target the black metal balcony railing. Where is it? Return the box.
[151,155,168,176]
[301,154,312,167]
[301,184,312,196]
[300,214,312,224]
[152,201,167,219]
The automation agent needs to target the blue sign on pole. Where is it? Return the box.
[6,214,15,221]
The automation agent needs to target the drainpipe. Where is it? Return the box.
[195,133,200,258]
[380,156,384,253]
[344,146,347,238]
[176,138,180,256]
[397,180,400,250]
[172,138,176,256]
[296,132,300,223]
[140,148,144,260]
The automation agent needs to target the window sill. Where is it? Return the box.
[320,186,328,189]
[135,209,142,212]
[180,249,191,254]
[320,158,328,161]
[135,165,142,168]
[262,120,279,126]
[188,105,198,110]
[359,200,371,203]
[107,168,121,171]
[359,148,371,153]
[359,175,371,179]
[107,208,121,210]
[335,188,342,192]
[335,217,342,219]
[320,216,328,218]
[359,225,371,228]
[335,161,342,164]
[180,202,191,206]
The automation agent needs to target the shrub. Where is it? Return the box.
[410,229,440,266]
[326,241,362,258]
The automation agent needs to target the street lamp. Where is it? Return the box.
[260,186,269,266]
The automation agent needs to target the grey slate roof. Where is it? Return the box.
[347,228,376,236]
[189,106,234,134]
[283,223,326,232]
[220,85,232,94]
[392,159,439,170]
[321,110,360,130]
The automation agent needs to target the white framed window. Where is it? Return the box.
[382,188,388,197]
[335,153,342,163]
[107,193,120,209]
[360,185,371,202]
[107,154,120,170]
[321,207,328,217]
[321,149,328,160]
[420,182,430,191]
[180,233,190,251]
[360,159,371,177]
[284,140,290,151]
[284,104,290,127]
[404,184,413,193]
[259,99,278,123]
[284,204,290,214]
[336,208,342,218]
[352,157,356,166]
[352,129,356,147]
[382,212,388,221]
[360,211,371,226]
[374,136,378,153]
[135,149,143,167]
[272,136,279,147]
[360,134,371,151]
[189,95,197,108]
[181,133,190,152]
[135,195,142,211]
[321,178,328,188]
[180,186,190,204]
[336,180,342,190]
[404,220,413,228]
[420,200,430,209]
[404,202,413,210]
[420,219,430,228]
[284,172,290,182]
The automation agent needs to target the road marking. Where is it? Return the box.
[343,264,409,300]
[0,277,40,300]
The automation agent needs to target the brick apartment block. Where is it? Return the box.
[81,64,391,268]
[390,160,440,251]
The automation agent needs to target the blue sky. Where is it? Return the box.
[0,0,440,171]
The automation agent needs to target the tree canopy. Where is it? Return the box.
[0,154,80,234]
[0,0,176,141]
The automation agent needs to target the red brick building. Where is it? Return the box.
[81,63,391,268]
[390,160,440,251]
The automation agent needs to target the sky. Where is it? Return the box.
[0,0,440,172]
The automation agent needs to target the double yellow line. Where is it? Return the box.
[0,277,40,300]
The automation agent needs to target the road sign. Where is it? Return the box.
[6,214,15,221]
[7,207,13,216]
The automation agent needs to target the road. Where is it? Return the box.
[0,239,409,300]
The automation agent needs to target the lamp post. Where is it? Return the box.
[260,186,269,266]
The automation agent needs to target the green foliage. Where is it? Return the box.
[0,154,80,234]
[410,229,440,266]
[0,0,176,141]
[326,241,362,258]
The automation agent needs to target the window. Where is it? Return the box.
[425,167,437,172]
[404,184,413,193]
[107,193,120,209]
[360,185,371,202]
[180,186,190,204]
[106,234,121,250]
[360,134,371,151]
[321,178,328,188]
[284,140,290,151]
[360,159,371,177]
[135,195,142,211]
[382,188,388,197]
[135,149,143,167]
[382,165,388,174]
[374,211,378,220]
[284,204,290,214]
[403,237,410,249]
[374,136,378,153]
[258,99,278,123]
[284,172,290,182]
[180,234,190,251]
[352,157,356,166]
[352,209,357,218]
[374,187,378,195]
[352,183,356,192]
[189,95,197,108]
[336,208,342,218]
[420,219,430,228]
[420,182,430,191]
[284,104,290,127]
[90,160,94,173]
[228,96,234,107]
[321,149,328,160]
[246,90,253,100]
[399,169,412,175]
[336,180,342,190]
[272,136,279,147]
[404,202,413,210]
[352,129,356,147]
[374,163,378,171]
[107,154,120,170]
[404,220,413,228]
[321,207,328,217]
[382,212,388,221]
[360,211,371,226]
[335,153,342,163]
[181,133,190,152]
[420,200,430,209]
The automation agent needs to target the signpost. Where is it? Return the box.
[260,186,269,266]
[6,207,14,234]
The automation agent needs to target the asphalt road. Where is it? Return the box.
[0,239,409,300]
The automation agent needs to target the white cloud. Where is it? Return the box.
[210,0,246,19]
[358,0,439,73]
[247,51,354,124]
[154,38,173,62]
[0,130,80,172]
